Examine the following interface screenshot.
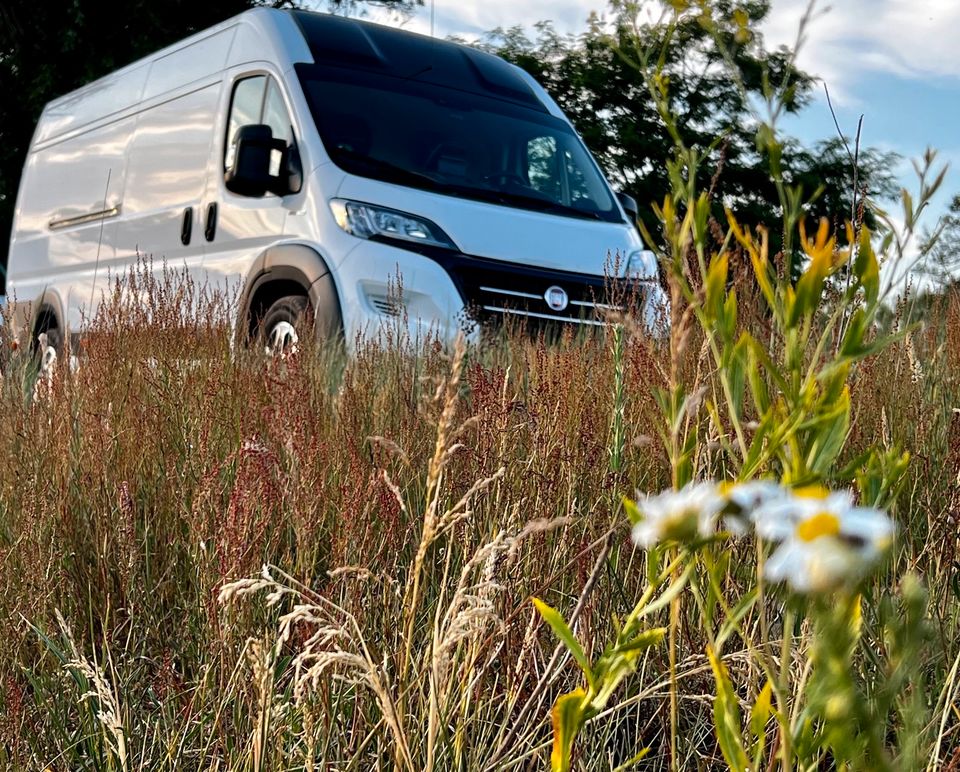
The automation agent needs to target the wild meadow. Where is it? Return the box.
[0,260,957,771]
[2,3,960,771]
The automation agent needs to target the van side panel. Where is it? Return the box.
[12,28,237,330]
[34,63,149,146]
[117,83,222,264]
[13,116,131,329]
[142,30,234,101]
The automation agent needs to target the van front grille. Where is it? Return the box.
[443,257,638,328]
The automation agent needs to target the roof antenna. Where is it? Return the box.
[430,0,436,37]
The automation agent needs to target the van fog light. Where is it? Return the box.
[330,199,457,250]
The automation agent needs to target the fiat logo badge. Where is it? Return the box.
[544,285,569,312]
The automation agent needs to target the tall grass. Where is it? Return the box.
[0,265,957,769]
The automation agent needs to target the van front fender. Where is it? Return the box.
[237,243,343,343]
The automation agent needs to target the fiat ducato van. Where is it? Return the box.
[7,8,667,352]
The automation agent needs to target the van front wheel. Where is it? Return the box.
[259,295,311,356]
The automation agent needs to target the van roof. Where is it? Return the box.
[33,8,546,148]
[290,11,546,112]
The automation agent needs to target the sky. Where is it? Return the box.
[357,0,960,243]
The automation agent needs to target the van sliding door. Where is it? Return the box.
[113,82,222,319]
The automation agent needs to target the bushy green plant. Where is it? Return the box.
[535,3,946,771]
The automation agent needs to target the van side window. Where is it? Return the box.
[526,136,561,201]
[564,149,601,210]
[262,80,294,176]
[225,76,266,171]
[224,75,298,187]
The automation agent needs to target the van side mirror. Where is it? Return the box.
[225,124,289,197]
[616,191,639,227]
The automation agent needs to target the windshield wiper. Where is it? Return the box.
[490,189,604,221]
[438,183,603,221]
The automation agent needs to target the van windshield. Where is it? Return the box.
[296,65,622,224]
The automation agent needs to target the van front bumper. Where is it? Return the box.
[335,238,670,343]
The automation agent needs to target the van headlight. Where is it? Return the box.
[330,199,457,250]
[625,249,658,281]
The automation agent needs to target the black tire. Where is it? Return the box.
[258,295,311,355]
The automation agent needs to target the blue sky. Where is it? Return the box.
[359,0,960,237]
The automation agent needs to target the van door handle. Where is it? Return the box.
[180,207,193,245]
[204,202,218,242]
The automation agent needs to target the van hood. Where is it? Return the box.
[335,175,644,276]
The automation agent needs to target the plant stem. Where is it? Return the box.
[777,607,795,771]
[669,550,680,772]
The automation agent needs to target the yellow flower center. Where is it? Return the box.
[793,484,830,500]
[796,511,841,542]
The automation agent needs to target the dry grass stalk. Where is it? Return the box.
[55,610,129,772]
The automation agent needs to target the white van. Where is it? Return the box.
[7,8,666,352]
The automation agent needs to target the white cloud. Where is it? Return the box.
[761,0,960,104]
[359,1,960,107]
[361,0,608,39]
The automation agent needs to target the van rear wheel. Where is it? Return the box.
[37,326,62,355]
[259,295,311,356]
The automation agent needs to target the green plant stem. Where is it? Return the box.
[776,607,795,771]
[669,587,679,772]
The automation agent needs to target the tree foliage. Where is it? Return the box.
[918,193,960,289]
[482,1,897,256]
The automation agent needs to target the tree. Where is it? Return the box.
[918,194,960,289]
[481,2,897,260]
[0,0,418,292]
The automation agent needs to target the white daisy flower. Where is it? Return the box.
[753,485,895,593]
[717,479,787,535]
[631,482,723,548]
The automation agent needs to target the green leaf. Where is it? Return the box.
[550,688,588,772]
[707,645,751,772]
[805,386,850,476]
[615,627,667,654]
[839,307,868,357]
[793,259,825,323]
[623,497,642,526]
[749,679,773,739]
[748,679,774,769]
[817,361,849,405]
[742,413,772,478]
[743,333,790,395]
[611,747,651,772]
[592,628,666,709]
[722,289,738,342]
[856,226,880,304]
[716,586,760,649]
[533,598,595,689]
[723,335,749,419]
[705,252,729,318]
[639,563,694,618]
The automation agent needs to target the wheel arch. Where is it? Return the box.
[238,244,343,344]
[25,289,66,351]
